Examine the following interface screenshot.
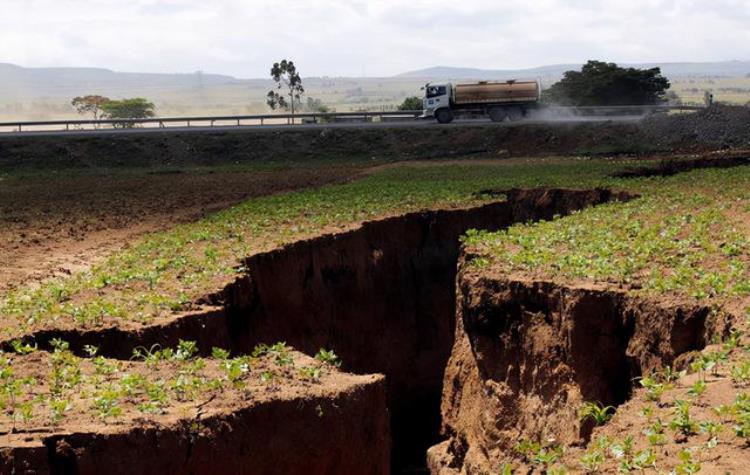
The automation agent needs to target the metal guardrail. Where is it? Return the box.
[0,105,702,133]
[0,111,423,132]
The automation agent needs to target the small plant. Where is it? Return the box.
[579,449,604,472]
[643,419,667,446]
[498,463,514,475]
[580,401,615,426]
[731,360,750,386]
[674,449,701,474]
[639,375,669,403]
[315,348,341,367]
[687,379,707,398]
[211,347,231,360]
[662,365,686,383]
[698,420,723,448]
[670,400,697,436]
[174,340,198,360]
[609,436,634,460]
[49,398,72,425]
[93,387,123,420]
[299,366,322,382]
[10,340,37,355]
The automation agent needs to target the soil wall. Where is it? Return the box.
[428,273,733,474]
[1,378,389,475]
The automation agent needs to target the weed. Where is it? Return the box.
[579,401,614,426]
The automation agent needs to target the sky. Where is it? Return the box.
[1,0,750,78]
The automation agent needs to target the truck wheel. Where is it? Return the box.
[436,109,454,124]
[489,108,507,122]
[506,107,524,121]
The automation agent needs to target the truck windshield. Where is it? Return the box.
[426,86,446,98]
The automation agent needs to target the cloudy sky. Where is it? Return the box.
[2,0,749,77]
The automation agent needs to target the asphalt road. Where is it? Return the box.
[0,116,643,138]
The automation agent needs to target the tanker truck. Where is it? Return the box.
[421,80,540,123]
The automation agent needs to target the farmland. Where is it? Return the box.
[1,108,750,472]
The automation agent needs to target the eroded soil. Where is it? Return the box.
[0,164,362,290]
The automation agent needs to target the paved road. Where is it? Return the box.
[0,116,643,138]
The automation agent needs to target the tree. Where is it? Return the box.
[398,96,423,111]
[71,95,110,120]
[266,59,304,115]
[100,98,156,128]
[303,97,331,113]
[541,60,670,106]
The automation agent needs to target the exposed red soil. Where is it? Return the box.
[0,188,632,472]
[0,351,389,475]
[0,165,362,291]
[427,267,736,474]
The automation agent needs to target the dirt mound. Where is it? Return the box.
[642,105,750,150]
[428,271,732,473]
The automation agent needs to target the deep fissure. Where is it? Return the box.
[5,188,647,473]
[217,188,634,472]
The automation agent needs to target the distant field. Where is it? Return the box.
[671,76,750,105]
[0,77,427,121]
[2,74,749,121]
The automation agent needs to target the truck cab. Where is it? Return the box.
[422,83,452,122]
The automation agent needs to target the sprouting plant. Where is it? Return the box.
[211,347,230,360]
[643,419,667,446]
[299,366,322,382]
[531,446,563,467]
[498,463,514,475]
[260,371,275,383]
[699,420,723,448]
[92,356,118,376]
[619,448,656,473]
[83,345,99,357]
[580,449,604,472]
[132,344,163,364]
[174,340,198,360]
[546,466,568,475]
[18,401,33,425]
[93,387,123,420]
[723,329,743,352]
[731,360,750,386]
[10,339,37,355]
[580,401,615,426]
[315,348,341,367]
[254,342,293,367]
[639,375,668,403]
[674,449,701,474]
[120,373,146,396]
[687,379,707,398]
[138,381,169,414]
[49,398,72,425]
[670,400,697,436]
[609,436,634,460]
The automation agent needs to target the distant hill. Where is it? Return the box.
[398,61,750,81]
[0,63,253,101]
